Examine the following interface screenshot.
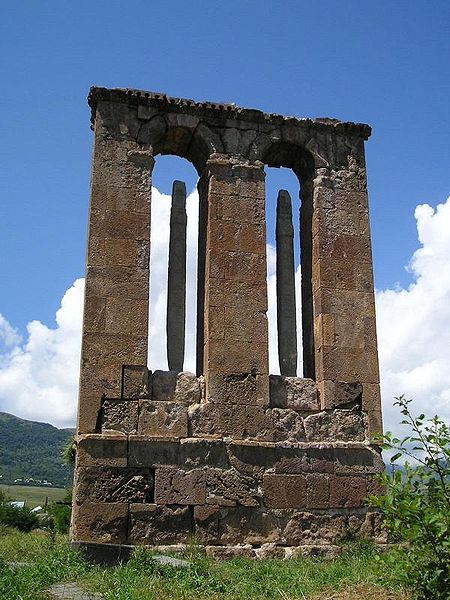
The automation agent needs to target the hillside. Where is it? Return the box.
[0,412,74,487]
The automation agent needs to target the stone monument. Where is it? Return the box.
[71,87,384,562]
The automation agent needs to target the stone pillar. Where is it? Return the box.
[202,155,269,406]
[276,190,297,376]
[196,175,208,377]
[311,152,382,435]
[77,111,153,434]
[167,180,187,372]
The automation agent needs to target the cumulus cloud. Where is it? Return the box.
[0,279,84,428]
[148,188,304,376]
[147,187,199,373]
[376,196,450,432]
[266,243,303,376]
[0,188,449,433]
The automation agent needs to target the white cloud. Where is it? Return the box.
[0,314,21,350]
[0,279,84,428]
[148,187,199,373]
[267,243,303,376]
[1,189,449,435]
[376,196,450,432]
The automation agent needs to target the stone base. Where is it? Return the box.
[70,540,133,565]
[71,535,384,565]
[71,434,385,561]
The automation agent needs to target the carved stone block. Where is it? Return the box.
[75,467,154,505]
[263,474,307,509]
[138,400,188,438]
[121,365,150,399]
[72,502,128,544]
[269,376,319,411]
[101,400,139,434]
[129,504,191,545]
[155,467,206,505]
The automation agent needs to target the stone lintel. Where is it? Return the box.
[88,87,372,139]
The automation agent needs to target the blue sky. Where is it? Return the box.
[0,2,449,428]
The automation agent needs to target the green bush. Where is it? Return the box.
[47,488,72,533]
[368,395,450,600]
[0,489,39,532]
[0,503,39,533]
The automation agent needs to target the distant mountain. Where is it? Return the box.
[0,412,74,488]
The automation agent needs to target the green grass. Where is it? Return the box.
[0,484,66,508]
[0,530,410,600]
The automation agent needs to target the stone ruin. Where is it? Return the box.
[70,87,385,562]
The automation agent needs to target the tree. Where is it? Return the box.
[368,395,450,599]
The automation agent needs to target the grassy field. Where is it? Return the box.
[0,529,411,600]
[0,484,66,508]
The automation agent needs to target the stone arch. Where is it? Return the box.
[150,117,224,176]
[262,140,316,183]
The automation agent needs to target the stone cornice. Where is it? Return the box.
[88,86,372,140]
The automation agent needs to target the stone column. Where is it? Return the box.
[276,190,297,376]
[167,180,187,372]
[196,175,208,377]
[77,109,153,434]
[202,155,269,406]
[311,149,382,435]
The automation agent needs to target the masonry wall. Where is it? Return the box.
[71,87,384,561]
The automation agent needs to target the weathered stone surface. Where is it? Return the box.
[72,502,128,544]
[263,474,307,509]
[179,438,230,469]
[320,381,363,410]
[207,372,269,406]
[217,507,280,545]
[138,400,188,437]
[329,475,368,508]
[268,408,306,442]
[101,400,139,434]
[155,467,206,505]
[276,190,297,376]
[174,372,202,404]
[333,446,384,475]
[74,88,383,554]
[151,370,177,401]
[75,467,154,505]
[254,543,286,559]
[189,403,272,440]
[274,448,309,474]
[306,474,330,509]
[269,376,319,411]
[129,504,191,544]
[151,370,201,404]
[282,511,347,545]
[306,447,335,473]
[152,554,191,568]
[206,468,259,507]
[205,545,254,559]
[121,365,150,399]
[48,582,103,600]
[76,435,127,468]
[227,441,278,476]
[128,438,180,468]
[194,505,220,542]
[303,409,367,442]
[167,181,187,372]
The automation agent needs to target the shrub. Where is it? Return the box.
[0,503,39,532]
[368,395,450,600]
[62,434,76,465]
[47,488,72,533]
